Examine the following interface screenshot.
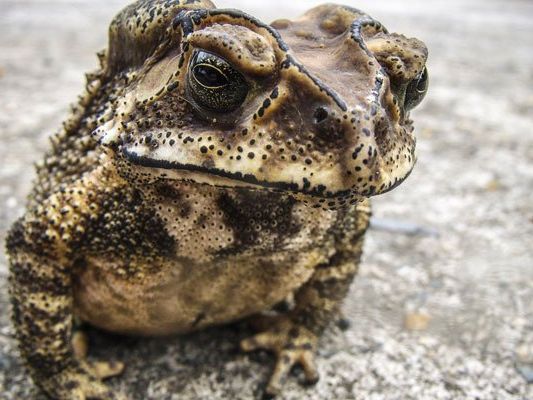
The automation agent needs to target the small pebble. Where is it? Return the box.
[404,313,431,331]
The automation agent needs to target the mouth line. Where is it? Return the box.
[122,148,352,199]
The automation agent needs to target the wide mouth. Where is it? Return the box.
[122,147,352,199]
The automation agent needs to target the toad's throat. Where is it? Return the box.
[122,148,352,199]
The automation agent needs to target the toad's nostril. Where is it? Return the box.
[313,107,329,124]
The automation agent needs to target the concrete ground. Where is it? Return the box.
[0,0,532,399]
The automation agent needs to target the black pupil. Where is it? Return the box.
[194,65,228,88]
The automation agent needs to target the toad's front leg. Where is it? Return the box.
[6,186,126,400]
[241,202,370,397]
[241,249,364,398]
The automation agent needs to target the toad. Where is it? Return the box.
[6,1,428,398]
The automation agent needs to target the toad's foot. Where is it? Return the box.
[240,316,319,397]
[40,363,128,400]
[38,330,127,399]
[72,330,125,380]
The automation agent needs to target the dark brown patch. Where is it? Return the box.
[216,190,301,256]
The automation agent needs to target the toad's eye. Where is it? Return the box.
[188,50,249,113]
[404,67,428,111]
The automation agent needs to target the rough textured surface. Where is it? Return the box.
[0,0,532,399]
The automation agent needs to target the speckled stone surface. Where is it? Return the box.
[1,0,532,399]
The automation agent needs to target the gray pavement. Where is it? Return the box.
[0,0,532,399]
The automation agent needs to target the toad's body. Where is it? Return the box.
[74,171,342,336]
[6,1,428,398]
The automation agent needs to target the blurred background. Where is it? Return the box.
[0,0,532,399]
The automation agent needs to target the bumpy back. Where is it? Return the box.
[107,0,215,75]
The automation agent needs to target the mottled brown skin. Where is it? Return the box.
[5,1,428,399]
